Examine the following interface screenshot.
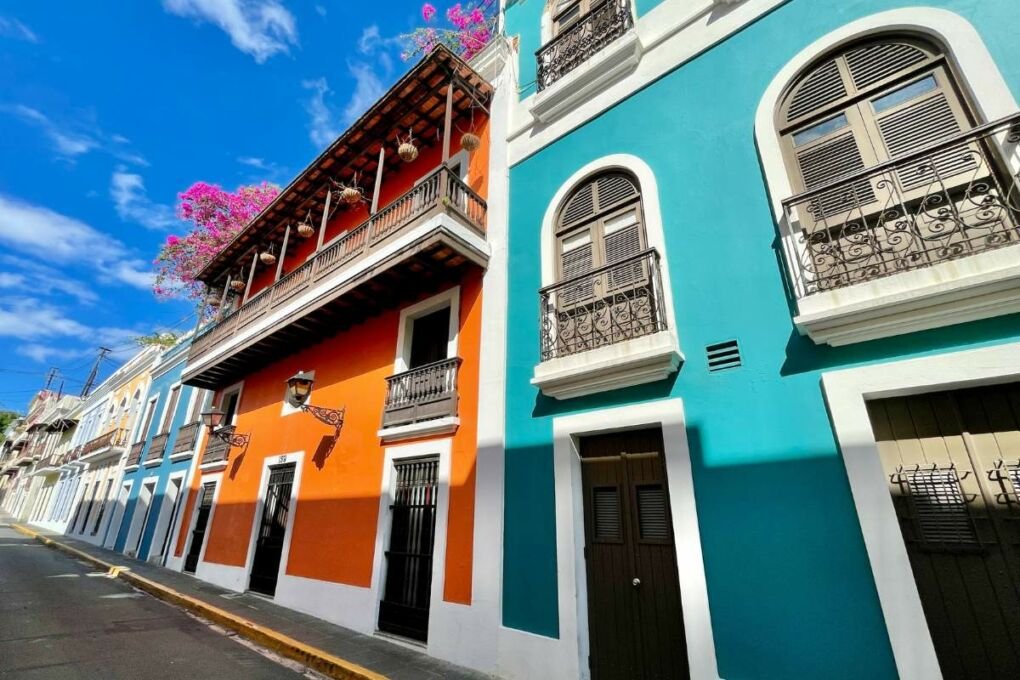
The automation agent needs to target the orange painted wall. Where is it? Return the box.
[178,268,483,604]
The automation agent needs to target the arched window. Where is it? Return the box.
[544,170,665,358]
[775,34,1020,294]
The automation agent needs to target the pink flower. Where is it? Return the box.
[166,235,180,246]
[422,3,436,21]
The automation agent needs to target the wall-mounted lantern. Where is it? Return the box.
[285,371,346,437]
[200,407,250,448]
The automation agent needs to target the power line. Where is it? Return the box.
[81,347,111,399]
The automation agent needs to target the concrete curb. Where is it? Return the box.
[11,523,386,680]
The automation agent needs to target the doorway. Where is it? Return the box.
[579,428,689,680]
[184,482,216,573]
[378,457,439,642]
[408,306,451,369]
[248,464,295,597]
[866,385,1020,678]
[154,477,184,564]
[130,481,156,557]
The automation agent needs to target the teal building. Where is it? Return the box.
[496,1,1020,678]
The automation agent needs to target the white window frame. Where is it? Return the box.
[393,287,460,374]
[153,470,189,566]
[158,382,183,435]
[126,476,159,558]
[550,398,719,680]
[822,341,1020,680]
[755,8,1020,346]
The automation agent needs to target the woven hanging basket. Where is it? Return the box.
[297,223,315,238]
[229,280,246,292]
[461,132,481,152]
[259,251,277,265]
[341,186,362,205]
[398,141,419,163]
[207,292,222,307]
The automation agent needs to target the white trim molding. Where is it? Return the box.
[546,399,719,680]
[822,341,1020,680]
[377,417,460,443]
[241,451,304,597]
[393,287,461,374]
[534,154,682,399]
[755,8,1020,346]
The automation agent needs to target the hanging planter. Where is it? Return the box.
[259,251,277,266]
[340,185,363,205]
[461,132,481,153]
[397,129,419,163]
[206,291,222,306]
[229,279,246,293]
[296,218,315,238]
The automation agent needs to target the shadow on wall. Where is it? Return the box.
[531,369,680,420]
[502,421,900,679]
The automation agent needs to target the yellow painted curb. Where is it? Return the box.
[12,524,386,680]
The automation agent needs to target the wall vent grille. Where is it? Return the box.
[706,340,742,372]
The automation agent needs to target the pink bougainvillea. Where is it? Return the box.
[402,0,497,62]
[153,181,279,302]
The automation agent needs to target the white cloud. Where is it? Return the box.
[0,272,26,288]
[1,300,142,365]
[3,105,146,165]
[237,156,270,170]
[163,0,298,63]
[110,169,177,230]
[314,4,326,16]
[16,344,86,364]
[0,255,98,304]
[342,62,386,126]
[301,77,340,146]
[0,194,154,290]
[0,16,38,43]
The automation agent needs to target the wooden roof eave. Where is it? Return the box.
[197,45,493,285]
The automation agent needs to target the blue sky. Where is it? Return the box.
[0,0,425,411]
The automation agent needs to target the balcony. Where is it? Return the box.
[184,166,488,388]
[532,249,680,399]
[531,0,639,123]
[171,422,201,457]
[126,441,145,468]
[77,428,128,461]
[381,357,462,438]
[146,433,169,464]
[201,436,230,468]
[781,113,1020,345]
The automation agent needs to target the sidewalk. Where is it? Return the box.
[5,517,491,680]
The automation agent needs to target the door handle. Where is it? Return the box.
[632,577,641,588]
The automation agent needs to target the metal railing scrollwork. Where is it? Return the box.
[539,249,668,361]
[536,0,634,91]
[780,113,1020,298]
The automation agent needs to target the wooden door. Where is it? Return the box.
[249,464,295,597]
[580,429,689,680]
[184,482,216,573]
[867,385,1020,679]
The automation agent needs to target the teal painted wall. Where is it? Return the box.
[502,0,1020,677]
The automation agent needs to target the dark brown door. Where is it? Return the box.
[249,464,295,597]
[184,482,216,573]
[580,428,689,680]
[867,385,1020,679]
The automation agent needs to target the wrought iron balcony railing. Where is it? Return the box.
[172,422,201,456]
[781,113,1020,298]
[536,0,633,92]
[78,428,128,458]
[147,433,169,462]
[126,441,145,467]
[382,357,462,428]
[201,436,230,466]
[539,249,668,361]
[190,166,486,363]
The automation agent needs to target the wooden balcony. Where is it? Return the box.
[146,433,169,463]
[78,428,128,459]
[172,422,201,456]
[184,166,487,389]
[126,441,145,467]
[382,357,462,428]
[201,437,230,467]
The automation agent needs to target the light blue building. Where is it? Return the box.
[495,1,1020,678]
[111,338,207,564]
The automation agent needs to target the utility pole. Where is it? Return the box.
[80,347,111,399]
[43,367,58,391]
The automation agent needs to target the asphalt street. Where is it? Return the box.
[0,524,308,679]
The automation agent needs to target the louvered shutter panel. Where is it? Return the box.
[603,210,645,291]
[787,60,847,122]
[561,181,595,228]
[596,173,638,208]
[906,468,978,545]
[635,485,669,540]
[876,94,973,190]
[795,131,876,220]
[845,42,928,90]
[200,482,216,507]
[592,487,622,541]
[559,229,594,305]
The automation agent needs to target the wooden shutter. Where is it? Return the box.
[635,484,669,540]
[844,41,928,90]
[592,486,622,541]
[603,209,646,290]
[794,130,876,219]
[161,386,180,433]
[787,59,847,121]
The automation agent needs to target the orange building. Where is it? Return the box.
[170,47,503,667]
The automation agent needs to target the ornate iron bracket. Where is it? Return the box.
[210,426,250,449]
[299,404,346,438]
